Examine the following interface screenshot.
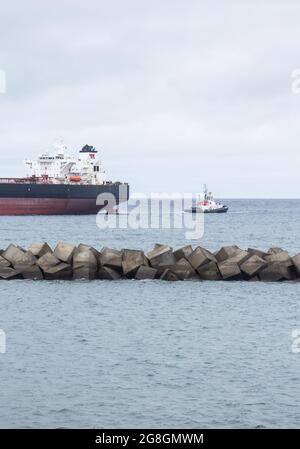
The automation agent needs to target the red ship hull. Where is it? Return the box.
[0,198,103,216]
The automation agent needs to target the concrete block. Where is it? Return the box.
[197,261,221,280]
[226,249,250,265]
[17,251,37,267]
[173,245,193,262]
[264,251,291,264]
[279,263,297,281]
[37,252,61,272]
[214,245,240,263]
[160,269,180,281]
[100,247,122,271]
[72,248,98,279]
[0,267,22,280]
[73,248,98,268]
[292,253,300,275]
[240,255,267,277]
[247,248,268,258]
[267,247,285,254]
[171,257,197,280]
[122,249,147,277]
[258,263,288,282]
[248,276,260,282]
[187,247,216,269]
[14,264,44,280]
[0,255,10,267]
[28,242,52,258]
[54,242,76,264]
[2,244,36,266]
[77,244,101,258]
[147,245,175,269]
[73,266,97,280]
[135,266,157,280]
[98,266,122,280]
[218,260,242,280]
[44,263,73,280]
[154,243,169,250]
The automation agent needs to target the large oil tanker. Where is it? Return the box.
[0,143,129,215]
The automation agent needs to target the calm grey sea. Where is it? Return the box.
[0,199,300,428]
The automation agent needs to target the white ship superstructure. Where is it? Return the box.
[25,143,105,185]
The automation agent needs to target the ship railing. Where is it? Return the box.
[0,177,53,184]
[0,178,24,184]
[0,178,130,185]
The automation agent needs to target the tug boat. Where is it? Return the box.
[186,185,228,214]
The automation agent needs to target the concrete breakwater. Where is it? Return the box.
[0,242,300,282]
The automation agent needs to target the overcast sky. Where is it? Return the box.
[0,0,300,197]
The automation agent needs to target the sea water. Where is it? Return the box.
[0,199,300,428]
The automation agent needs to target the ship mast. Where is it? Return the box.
[203,184,208,201]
